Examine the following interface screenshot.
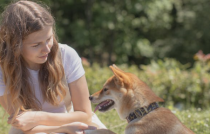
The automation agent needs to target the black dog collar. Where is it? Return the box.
[126,102,159,123]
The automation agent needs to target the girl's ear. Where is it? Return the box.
[109,65,130,88]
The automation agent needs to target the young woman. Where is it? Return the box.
[0,0,105,134]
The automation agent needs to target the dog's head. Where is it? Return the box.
[89,65,164,119]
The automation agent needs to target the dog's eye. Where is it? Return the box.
[103,88,108,92]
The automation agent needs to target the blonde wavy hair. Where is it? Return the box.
[0,0,67,117]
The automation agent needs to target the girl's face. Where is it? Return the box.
[22,26,53,70]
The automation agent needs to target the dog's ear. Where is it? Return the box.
[109,65,131,88]
[112,64,124,72]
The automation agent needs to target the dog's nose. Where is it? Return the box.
[89,96,93,101]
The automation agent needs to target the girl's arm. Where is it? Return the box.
[24,125,61,134]
[0,95,95,134]
[37,75,92,125]
[0,93,40,131]
[24,122,96,134]
[9,75,93,131]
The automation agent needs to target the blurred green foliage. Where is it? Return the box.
[1,0,210,66]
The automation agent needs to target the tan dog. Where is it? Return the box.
[88,65,194,134]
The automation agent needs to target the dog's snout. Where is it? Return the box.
[89,96,93,101]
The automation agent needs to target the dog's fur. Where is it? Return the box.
[88,65,194,134]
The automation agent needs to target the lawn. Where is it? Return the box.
[0,106,209,134]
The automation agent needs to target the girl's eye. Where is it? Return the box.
[103,88,108,92]
[32,44,40,47]
[47,37,51,42]
[46,36,52,44]
[31,36,52,47]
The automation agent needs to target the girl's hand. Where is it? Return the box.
[59,122,96,134]
[7,111,39,131]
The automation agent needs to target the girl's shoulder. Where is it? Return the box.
[59,43,74,52]
[58,43,80,61]
[58,43,85,84]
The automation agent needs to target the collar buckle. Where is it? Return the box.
[143,106,148,113]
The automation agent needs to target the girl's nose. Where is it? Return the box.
[42,42,51,53]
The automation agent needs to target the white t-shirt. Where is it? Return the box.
[0,43,85,113]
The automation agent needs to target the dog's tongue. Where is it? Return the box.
[94,101,108,113]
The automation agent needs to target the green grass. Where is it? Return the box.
[1,106,209,134]
[0,106,9,134]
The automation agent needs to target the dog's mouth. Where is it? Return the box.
[94,99,115,112]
